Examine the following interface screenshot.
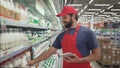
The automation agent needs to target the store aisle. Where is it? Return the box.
[90,62,101,68]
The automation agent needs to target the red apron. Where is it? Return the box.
[61,24,91,68]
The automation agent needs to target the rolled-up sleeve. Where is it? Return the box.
[52,34,62,49]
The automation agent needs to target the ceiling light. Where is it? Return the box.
[80,9,84,13]
[107,5,114,9]
[112,13,117,15]
[103,12,114,14]
[118,2,120,4]
[95,4,110,6]
[85,12,96,14]
[84,5,88,9]
[95,13,99,15]
[111,9,120,11]
[82,15,92,16]
[89,0,94,4]
[88,9,101,11]
[67,4,82,6]
[78,13,81,15]
[115,15,120,17]
[100,10,105,13]
[98,15,110,17]
[106,15,110,17]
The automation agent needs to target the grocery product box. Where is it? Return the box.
[97,36,113,45]
[101,55,112,60]
[100,43,113,50]
[101,59,112,65]
[112,55,120,61]
[101,49,112,55]
[111,60,120,66]
[112,56,120,66]
[112,48,120,55]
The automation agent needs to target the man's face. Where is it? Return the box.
[62,15,73,28]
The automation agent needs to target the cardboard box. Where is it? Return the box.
[97,37,111,45]
[0,5,5,16]
[103,37,111,44]
[112,60,120,66]
[15,12,20,20]
[101,55,112,60]
[101,59,112,65]
[101,49,112,55]
[112,48,120,55]
[100,44,113,50]
[101,45,112,50]
[112,55,120,61]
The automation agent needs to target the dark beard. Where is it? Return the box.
[64,19,73,28]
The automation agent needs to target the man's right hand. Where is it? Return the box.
[27,60,36,66]
[27,46,57,66]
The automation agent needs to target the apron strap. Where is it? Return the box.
[76,23,80,32]
[74,23,80,35]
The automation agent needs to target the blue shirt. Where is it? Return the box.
[52,26,99,57]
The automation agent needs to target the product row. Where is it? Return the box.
[0,28,52,58]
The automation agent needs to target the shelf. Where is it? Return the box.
[5,22,49,31]
[2,21,60,31]
[31,38,50,47]
[0,45,30,63]
[0,39,48,63]
[0,32,60,63]
[5,22,59,31]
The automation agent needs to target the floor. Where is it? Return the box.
[90,62,102,68]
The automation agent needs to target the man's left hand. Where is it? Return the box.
[63,54,84,63]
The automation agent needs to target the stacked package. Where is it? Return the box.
[97,36,120,67]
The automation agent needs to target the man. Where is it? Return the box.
[27,6,101,68]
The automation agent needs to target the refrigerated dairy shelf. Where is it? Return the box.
[0,45,30,63]
[0,32,60,63]
[4,21,56,31]
[0,38,48,63]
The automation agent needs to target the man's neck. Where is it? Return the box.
[70,21,78,29]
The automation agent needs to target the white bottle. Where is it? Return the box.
[4,61,14,68]
[0,0,8,28]
[1,30,8,50]
[25,51,31,61]
[24,8,28,23]
[14,3,21,21]
[21,7,28,24]
[20,6,24,23]
[0,0,5,17]
[3,0,8,18]
[12,57,21,67]
[8,29,14,48]
[20,55,29,67]
[9,0,15,20]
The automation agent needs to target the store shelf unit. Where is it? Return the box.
[0,32,60,64]
[94,29,120,44]
[5,22,48,30]
[3,21,60,31]
[110,32,120,47]
[0,0,62,67]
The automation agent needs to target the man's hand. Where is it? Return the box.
[27,60,36,66]
[27,46,57,66]
[63,54,84,63]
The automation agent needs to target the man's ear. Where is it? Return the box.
[72,14,75,20]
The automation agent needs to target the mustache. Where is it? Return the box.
[63,21,68,23]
